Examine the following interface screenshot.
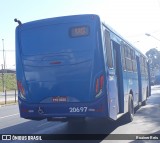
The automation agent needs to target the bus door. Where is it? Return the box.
[112,41,124,113]
[136,56,142,102]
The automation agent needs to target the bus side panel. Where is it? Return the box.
[127,72,139,107]
[108,72,119,120]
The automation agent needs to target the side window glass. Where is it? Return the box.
[121,44,126,70]
[140,56,145,74]
[104,30,113,68]
[132,51,137,72]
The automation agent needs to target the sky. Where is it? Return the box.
[0,0,160,69]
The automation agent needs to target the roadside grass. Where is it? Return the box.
[0,74,17,105]
[0,74,17,91]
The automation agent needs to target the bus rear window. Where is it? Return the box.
[70,26,89,37]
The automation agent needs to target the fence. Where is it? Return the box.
[0,90,18,105]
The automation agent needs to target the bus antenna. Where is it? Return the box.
[14,18,22,25]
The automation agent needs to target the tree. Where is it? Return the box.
[146,48,160,77]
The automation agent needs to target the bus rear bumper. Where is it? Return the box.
[18,96,108,120]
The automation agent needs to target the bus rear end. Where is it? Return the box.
[16,15,107,120]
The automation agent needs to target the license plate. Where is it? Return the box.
[52,96,67,102]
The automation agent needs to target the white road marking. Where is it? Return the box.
[0,113,19,119]
[37,122,51,127]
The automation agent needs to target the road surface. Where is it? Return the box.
[0,86,160,143]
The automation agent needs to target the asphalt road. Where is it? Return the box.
[0,86,160,143]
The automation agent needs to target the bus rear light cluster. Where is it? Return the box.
[17,81,26,99]
[96,79,99,94]
[100,75,104,89]
[95,75,104,94]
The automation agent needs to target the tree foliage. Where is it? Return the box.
[146,48,160,70]
[0,74,17,91]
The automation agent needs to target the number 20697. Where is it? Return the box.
[69,107,88,113]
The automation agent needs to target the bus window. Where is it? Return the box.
[132,51,137,72]
[144,61,148,78]
[140,56,145,74]
[130,49,136,72]
[125,45,133,71]
[104,30,113,68]
[121,44,126,70]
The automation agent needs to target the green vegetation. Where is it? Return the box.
[146,48,160,70]
[0,74,17,91]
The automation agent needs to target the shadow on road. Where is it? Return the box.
[1,86,159,143]
[1,94,160,143]
[0,115,131,143]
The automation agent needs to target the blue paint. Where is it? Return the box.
[15,14,150,121]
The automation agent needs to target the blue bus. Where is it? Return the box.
[15,14,150,122]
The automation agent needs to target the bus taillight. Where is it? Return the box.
[96,78,99,94]
[95,75,104,97]
[17,81,26,99]
[100,75,104,89]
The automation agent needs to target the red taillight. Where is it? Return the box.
[96,79,99,94]
[100,75,104,89]
[17,81,25,97]
[95,75,104,95]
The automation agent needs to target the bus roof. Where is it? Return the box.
[17,14,100,30]
[102,22,147,58]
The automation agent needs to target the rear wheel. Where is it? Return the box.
[142,100,146,106]
[125,95,134,122]
[142,88,148,106]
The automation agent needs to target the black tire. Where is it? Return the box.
[142,88,148,106]
[142,100,146,106]
[125,95,134,122]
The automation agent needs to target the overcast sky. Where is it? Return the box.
[0,0,160,69]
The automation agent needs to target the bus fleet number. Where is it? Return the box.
[69,107,87,113]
